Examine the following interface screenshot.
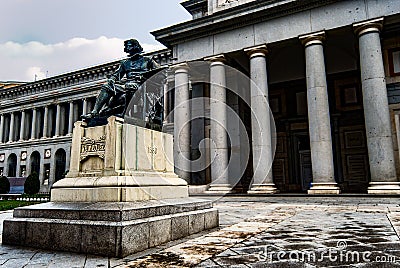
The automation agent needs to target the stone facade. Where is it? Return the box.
[152,0,400,194]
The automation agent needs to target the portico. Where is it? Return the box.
[153,0,400,194]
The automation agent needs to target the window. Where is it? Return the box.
[388,48,400,76]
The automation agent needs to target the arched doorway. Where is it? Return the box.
[7,154,17,177]
[30,151,41,175]
[54,149,66,182]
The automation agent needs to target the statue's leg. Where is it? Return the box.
[82,85,113,119]
[117,83,139,117]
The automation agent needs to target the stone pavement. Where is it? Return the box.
[1,196,400,267]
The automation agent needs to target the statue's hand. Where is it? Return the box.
[125,82,139,91]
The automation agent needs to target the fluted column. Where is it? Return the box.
[245,45,278,194]
[299,31,340,194]
[19,110,26,141]
[354,18,400,194]
[43,106,49,138]
[204,55,231,193]
[0,114,4,143]
[31,108,37,140]
[54,104,61,137]
[8,112,15,142]
[68,101,74,135]
[173,63,191,181]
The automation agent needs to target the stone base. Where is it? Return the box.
[205,184,236,194]
[308,183,341,194]
[51,174,188,202]
[368,182,400,195]
[247,184,279,194]
[189,185,210,195]
[2,198,218,258]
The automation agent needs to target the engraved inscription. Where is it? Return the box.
[147,146,158,155]
[80,135,106,161]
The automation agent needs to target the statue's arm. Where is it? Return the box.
[109,60,127,82]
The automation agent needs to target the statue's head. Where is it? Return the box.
[124,39,143,56]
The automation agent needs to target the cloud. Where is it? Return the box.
[0,36,165,81]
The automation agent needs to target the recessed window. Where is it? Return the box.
[388,48,400,76]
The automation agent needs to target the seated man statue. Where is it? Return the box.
[83,39,160,122]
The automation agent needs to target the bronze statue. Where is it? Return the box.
[82,39,160,125]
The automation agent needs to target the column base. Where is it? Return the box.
[247,184,279,194]
[205,184,235,194]
[308,183,341,194]
[368,182,400,195]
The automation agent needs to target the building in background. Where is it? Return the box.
[0,50,171,192]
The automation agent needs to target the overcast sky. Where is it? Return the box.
[0,0,191,82]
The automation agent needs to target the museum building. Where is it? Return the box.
[152,0,400,194]
[1,0,400,194]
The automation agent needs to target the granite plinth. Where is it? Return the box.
[2,198,219,257]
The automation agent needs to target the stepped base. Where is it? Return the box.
[368,182,400,195]
[247,184,279,194]
[3,198,218,257]
[308,183,341,194]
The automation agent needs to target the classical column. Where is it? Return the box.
[245,45,278,194]
[204,55,231,193]
[354,18,400,194]
[173,63,191,181]
[299,31,340,194]
[43,106,49,138]
[8,112,15,142]
[82,99,88,116]
[19,110,26,141]
[68,101,74,135]
[54,104,62,137]
[0,114,4,143]
[163,79,169,124]
[31,108,37,140]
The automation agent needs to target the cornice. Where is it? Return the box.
[0,49,172,101]
[152,0,339,47]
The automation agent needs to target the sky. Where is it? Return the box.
[0,0,191,82]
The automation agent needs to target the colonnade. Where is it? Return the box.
[171,18,400,194]
[0,99,91,143]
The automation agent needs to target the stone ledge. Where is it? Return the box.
[13,198,213,221]
[3,199,219,258]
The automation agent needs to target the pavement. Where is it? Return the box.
[1,196,400,267]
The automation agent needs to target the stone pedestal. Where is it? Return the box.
[3,116,219,257]
[3,199,218,257]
